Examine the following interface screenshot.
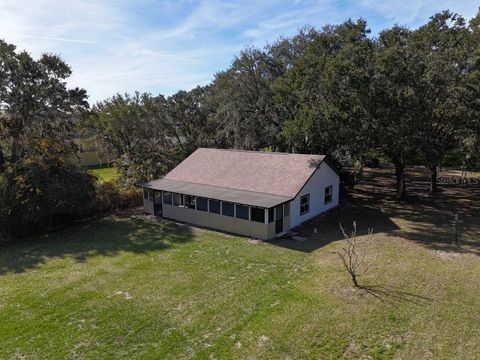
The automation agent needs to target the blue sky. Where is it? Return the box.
[1,0,478,103]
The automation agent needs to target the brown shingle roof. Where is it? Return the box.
[163,148,325,198]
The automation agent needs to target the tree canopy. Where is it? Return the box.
[0,40,93,236]
[2,9,480,238]
[86,10,480,199]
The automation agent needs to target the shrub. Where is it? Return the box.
[0,165,141,238]
[94,181,142,213]
[0,162,97,237]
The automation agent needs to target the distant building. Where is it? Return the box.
[140,148,340,240]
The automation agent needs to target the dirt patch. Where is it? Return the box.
[114,290,132,299]
[431,249,462,259]
[258,335,270,346]
[332,287,368,298]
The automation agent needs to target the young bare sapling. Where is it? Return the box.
[453,213,459,244]
[337,221,372,288]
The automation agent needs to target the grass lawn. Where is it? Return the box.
[86,165,120,183]
[1,167,479,359]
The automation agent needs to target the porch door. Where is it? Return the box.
[153,191,162,216]
[275,204,283,234]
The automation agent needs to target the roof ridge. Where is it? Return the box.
[198,147,323,156]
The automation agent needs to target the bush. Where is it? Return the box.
[0,162,97,237]
[94,181,142,213]
[0,163,142,238]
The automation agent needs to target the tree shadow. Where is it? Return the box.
[358,284,432,305]
[352,166,480,256]
[0,216,194,275]
[268,204,400,253]
[268,165,479,255]
[382,214,480,256]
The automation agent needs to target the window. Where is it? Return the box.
[209,199,220,214]
[143,188,148,200]
[163,192,173,205]
[148,189,154,201]
[324,185,333,204]
[300,194,310,215]
[236,204,249,220]
[222,202,234,217]
[251,207,265,223]
[197,197,208,211]
[268,208,274,223]
[284,202,290,217]
[173,193,183,206]
[185,195,196,209]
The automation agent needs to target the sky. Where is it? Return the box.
[0,0,478,103]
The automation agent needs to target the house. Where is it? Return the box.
[139,148,340,240]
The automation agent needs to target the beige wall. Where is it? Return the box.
[141,191,292,240]
[162,204,272,240]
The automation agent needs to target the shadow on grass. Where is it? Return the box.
[268,205,400,253]
[0,216,194,275]
[370,169,480,256]
[269,166,479,255]
[359,285,432,305]
[368,167,480,256]
[382,213,480,256]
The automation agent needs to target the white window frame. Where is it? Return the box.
[324,185,333,205]
[300,194,310,215]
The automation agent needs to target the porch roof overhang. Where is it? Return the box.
[139,178,292,208]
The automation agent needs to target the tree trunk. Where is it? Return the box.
[394,162,406,200]
[429,164,438,194]
[0,148,4,170]
[11,139,20,163]
[350,270,359,287]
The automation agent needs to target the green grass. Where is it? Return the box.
[87,165,120,183]
[1,167,479,359]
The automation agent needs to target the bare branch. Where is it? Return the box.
[336,221,373,288]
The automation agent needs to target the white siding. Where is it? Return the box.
[289,162,339,228]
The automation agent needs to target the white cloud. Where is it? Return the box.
[14,35,97,44]
[0,0,478,103]
[0,0,267,102]
[242,0,337,41]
